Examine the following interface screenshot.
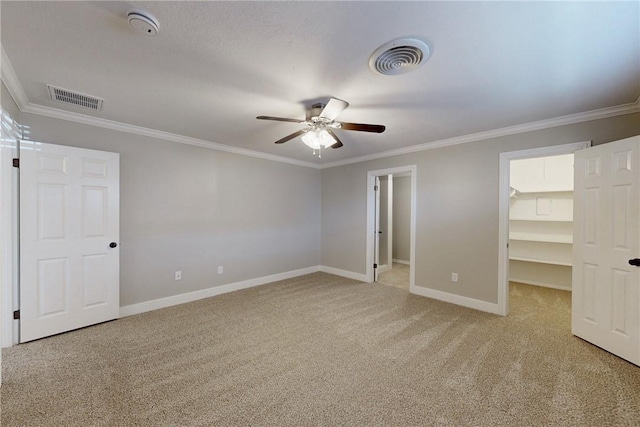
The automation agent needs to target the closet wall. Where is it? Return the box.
[509,154,573,290]
[392,176,411,263]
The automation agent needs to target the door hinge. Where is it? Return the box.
[12,158,19,168]
[13,310,20,320]
[374,185,379,191]
[373,263,378,269]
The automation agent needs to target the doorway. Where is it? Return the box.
[498,142,590,315]
[366,166,416,292]
[376,173,412,290]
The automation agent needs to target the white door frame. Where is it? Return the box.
[366,165,417,291]
[497,141,591,316]
[1,114,21,348]
[374,175,394,276]
[374,176,380,281]
[386,174,393,271]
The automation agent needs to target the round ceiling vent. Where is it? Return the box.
[127,10,160,36]
[369,37,430,76]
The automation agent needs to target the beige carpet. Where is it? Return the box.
[2,273,640,426]
[377,262,410,290]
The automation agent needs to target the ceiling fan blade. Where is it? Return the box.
[319,98,349,121]
[257,116,305,123]
[339,122,386,133]
[274,129,309,144]
[326,129,343,149]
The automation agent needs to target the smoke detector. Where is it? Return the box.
[127,9,159,36]
[369,37,430,76]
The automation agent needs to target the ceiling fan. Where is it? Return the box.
[257,98,385,157]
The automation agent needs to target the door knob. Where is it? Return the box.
[109,242,118,248]
[629,258,640,266]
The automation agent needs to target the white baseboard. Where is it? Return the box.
[410,285,500,315]
[510,278,572,291]
[120,266,321,317]
[393,259,410,265]
[319,265,368,282]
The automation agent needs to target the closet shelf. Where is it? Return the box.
[509,256,572,267]
[510,189,573,194]
[509,233,572,244]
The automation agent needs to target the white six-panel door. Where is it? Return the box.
[20,142,119,343]
[573,135,640,366]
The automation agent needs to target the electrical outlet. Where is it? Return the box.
[175,271,182,280]
[451,272,458,283]
[217,266,224,275]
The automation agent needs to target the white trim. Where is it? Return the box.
[319,265,367,282]
[2,45,637,173]
[386,175,393,274]
[0,111,20,348]
[410,285,501,315]
[320,99,640,169]
[120,266,321,317]
[0,46,28,110]
[366,166,416,291]
[498,141,590,316]
[20,104,321,169]
[0,58,319,169]
[392,259,410,265]
[510,279,571,292]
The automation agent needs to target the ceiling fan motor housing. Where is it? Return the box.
[306,103,326,121]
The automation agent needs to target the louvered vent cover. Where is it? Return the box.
[369,38,430,76]
[47,85,104,111]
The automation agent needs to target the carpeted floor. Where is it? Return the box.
[377,262,410,290]
[2,273,640,426]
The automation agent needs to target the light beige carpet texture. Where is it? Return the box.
[2,273,640,426]
[377,262,410,290]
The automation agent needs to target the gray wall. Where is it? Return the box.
[392,176,411,262]
[20,112,321,307]
[5,79,640,309]
[321,112,640,304]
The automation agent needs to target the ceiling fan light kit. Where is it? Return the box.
[301,129,336,158]
[369,37,430,75]
[257,98,385,158]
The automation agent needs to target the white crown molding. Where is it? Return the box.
[320,97,640,169]
[19,103,321,169]
[0,46,28,110]
[1,49,320,169]
[16,96,639,171]
[3,43,638,171]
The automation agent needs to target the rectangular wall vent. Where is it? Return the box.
[47,84,104,111]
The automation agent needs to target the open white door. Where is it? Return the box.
[573,135,640,366]
[20,142,119,343]
[374,176,381,281]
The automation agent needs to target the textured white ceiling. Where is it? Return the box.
[1,1,639,165]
